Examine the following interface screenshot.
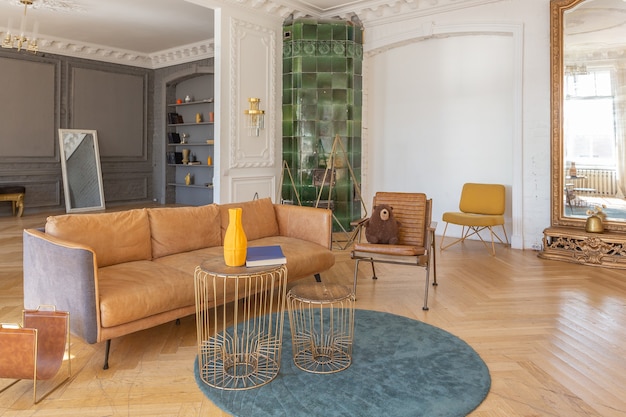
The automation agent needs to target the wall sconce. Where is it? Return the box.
[244,98,265,136]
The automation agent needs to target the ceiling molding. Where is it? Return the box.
[0,29,215,69]
[218,0,503,24]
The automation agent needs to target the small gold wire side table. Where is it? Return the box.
[287,283,355,374]
[194,259,287,390]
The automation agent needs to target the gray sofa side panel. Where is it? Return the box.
[23,229,99,344]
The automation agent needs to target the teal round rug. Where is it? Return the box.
[194,309,490,417]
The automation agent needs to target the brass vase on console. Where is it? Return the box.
[585,215,604,233]
[585,205,606,233]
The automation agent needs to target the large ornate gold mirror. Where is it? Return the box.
[551,0,626,232]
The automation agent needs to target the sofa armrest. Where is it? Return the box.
[274,204,333,249]
[23,228,100,344]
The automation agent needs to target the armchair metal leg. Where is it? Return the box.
[314,273,322,282]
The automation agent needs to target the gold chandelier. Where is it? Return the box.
[2,0,39,53]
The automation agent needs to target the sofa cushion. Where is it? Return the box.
[148,204,221,259]
[45,209,151,268]
[97,261,195,328]
[153,245,224,277]
[219,198,279,241]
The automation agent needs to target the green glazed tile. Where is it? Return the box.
[318,24,332,40]
[317,57,332,72]
[333,104,348,121]
[333,121,348,136]
[332,89,347,102]
[332,73,348,89]
[302,57,317,72]
[298,89,317,105]
[318,89,332,104]
[318,104,333,121]
[282,120,294,136]
[331,57,347,73]
[302,104,317,120]
[317,73,332,89]
[302,24,317,40]
[282,105,293,121]
[302,73,317,89]
[332,24,347,40]
[283,57,292,73]
[283,73,293,90]
[292,23,303,39]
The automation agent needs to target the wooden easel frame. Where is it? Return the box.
[314,134,368,250]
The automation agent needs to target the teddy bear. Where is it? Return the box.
[364,204,400,244]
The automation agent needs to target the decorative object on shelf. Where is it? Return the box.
[207,156,212,166]
[176,99,183,104]
[209,112,214,123]
[181,133,189,144]
[223,208,247,266]
[168,132,181,143]
[185,173,192,185]
[585,205,606,233]
[182,149,190,165]
[244,98,265,136]
[190,153,197,163]
[195,113,202,123]
[1,0,38,53]
[185,95,193,103]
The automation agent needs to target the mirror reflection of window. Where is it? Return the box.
[564,69,616,169]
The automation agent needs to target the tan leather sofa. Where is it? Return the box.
[23,198,335,368]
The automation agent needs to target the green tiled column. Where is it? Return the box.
[282,19,363,231]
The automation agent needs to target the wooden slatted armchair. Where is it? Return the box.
[0,306,71,404]
[351,192,437,311]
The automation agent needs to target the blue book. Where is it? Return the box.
[246,245,286,267]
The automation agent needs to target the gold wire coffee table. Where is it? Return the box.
[287,282,355,374]
[194,259,287,390]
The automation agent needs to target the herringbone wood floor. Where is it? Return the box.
[1,209,625,416]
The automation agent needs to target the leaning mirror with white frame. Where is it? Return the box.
[58,129,106,213]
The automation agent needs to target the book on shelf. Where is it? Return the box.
[167,112,180,124]
[168,132,181,143]
[246,245,286,267]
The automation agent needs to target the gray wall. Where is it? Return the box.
[0,49,153,215]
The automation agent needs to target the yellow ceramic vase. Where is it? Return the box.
[223,208,247,266]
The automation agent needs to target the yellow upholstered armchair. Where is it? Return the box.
[440,183,509,256]
[0,306,71,404]
[351,192,437,311]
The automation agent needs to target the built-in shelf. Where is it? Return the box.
[167,143,214,146]
[168,183,214,189]
[168,164,214,168]
[167,122,213,127]
[165,72,215,206]
[167,99,213,107]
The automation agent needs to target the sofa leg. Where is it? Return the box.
[103,339,111,370]
[176,318,180,325]
[314,273,321,282]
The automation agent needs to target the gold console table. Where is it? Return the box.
[539,226,626,269]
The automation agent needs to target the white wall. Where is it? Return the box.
[192,0,283,204]
[363,0,551,249]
